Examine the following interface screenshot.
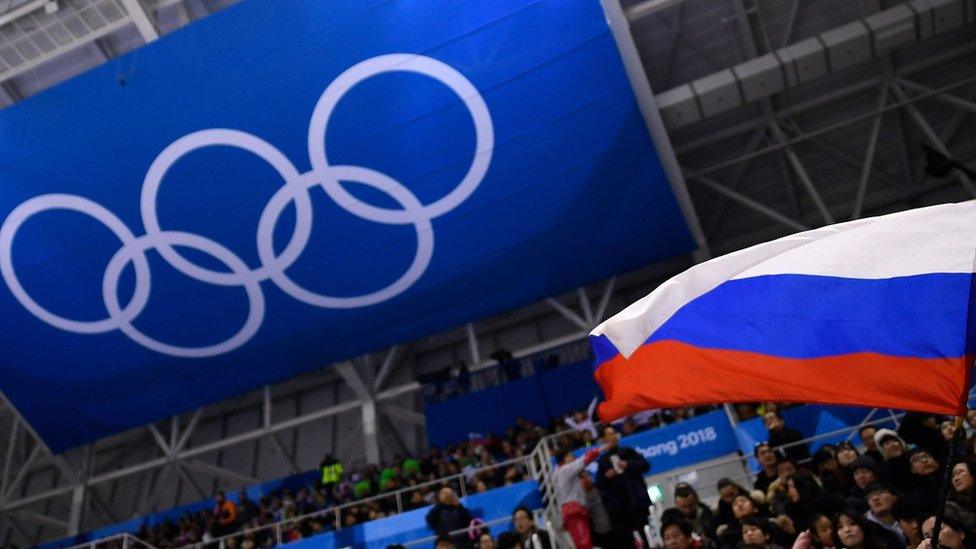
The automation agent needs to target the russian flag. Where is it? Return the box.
[590,201,976,421]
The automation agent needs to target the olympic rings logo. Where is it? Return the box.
[0,54,494,358]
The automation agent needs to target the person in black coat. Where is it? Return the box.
[596,425,652,547]
[764,411,810,463]
[426,487,474,549]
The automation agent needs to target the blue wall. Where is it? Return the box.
[424,359,602,447]
[278,480,541,549]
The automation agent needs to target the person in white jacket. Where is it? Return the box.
[565,397,599,439]
[553,437,616,549]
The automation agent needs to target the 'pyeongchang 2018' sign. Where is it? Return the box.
[577,411,738,476]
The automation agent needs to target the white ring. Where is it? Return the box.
[308,54,493,225]
[141,129,310,286]
[103,231,265,358]
[0,194,151,334]
[258,166,434,308]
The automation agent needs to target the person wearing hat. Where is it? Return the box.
[863,483,907,546]
[850,456,883,502]
[874,429,913,493]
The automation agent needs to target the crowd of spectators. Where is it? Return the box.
[655,409,976,549]
[130,392,719,548]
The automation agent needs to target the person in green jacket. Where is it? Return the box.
[319,454,343,491]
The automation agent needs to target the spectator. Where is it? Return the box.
[850,456,882,507]
[662,518,707,549]
[892,499,923,548]
[951,460,976,512]
[874,429,911,491]
[833,509,891,549]
[898,413,945,462]
[565,397,599,439]
[742,515,784,549]
[755,443,782,494]
[477,532,496,549]
[718,494,773,549]
[906,448,942,510]
[765,412,810,463]
[768,459,799,516]
[319,454,343,491]
[792,513,836,549]
[512,507,553,549]
[596,425,652,547]
[786,472,845,531]
[836,442,861,470]
[237,490,258,524]
[917,510,972,549]
[212,491,239,538]
[671,482,719,540]
[582,470,614,549]
[426,487,474,549]
[496,531,523,549]
[436,534,458,549]
[553,443,605,549]
[862,483,907,546]
[814,447,851,496]
[716,478,753,527]
[858,428,884,467]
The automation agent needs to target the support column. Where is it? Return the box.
[337,360,381,464]
[67,485,85,535]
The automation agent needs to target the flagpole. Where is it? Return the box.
[929,416,965,549]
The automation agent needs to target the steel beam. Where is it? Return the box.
[593,277,616,323]
[890,83,976,196]
[853,92,887,219]
[119,0,160,42]
[689,175,810,231]
[373,345,401,391]
[686,75,976,179]
[545,298,591,331]
[378,404,426,426]
[183,459,255,486]
[898,78,976,115]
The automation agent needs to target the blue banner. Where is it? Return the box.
[576,411,739,476]
[0,0,694,451]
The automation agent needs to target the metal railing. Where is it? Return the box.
[654,411,905,502]
[174,454,533,549]
[63,533,157,549]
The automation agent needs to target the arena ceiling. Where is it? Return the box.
[0,0,973,544]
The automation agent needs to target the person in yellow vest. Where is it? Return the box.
[319,454,343,493]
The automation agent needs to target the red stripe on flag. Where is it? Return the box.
[594,339,972,421]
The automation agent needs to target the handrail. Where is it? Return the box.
[63,533,157,549]
[652,412,906,502]
[175,454,533,549]
[400,515,514,547]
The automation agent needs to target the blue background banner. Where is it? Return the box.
[424,358,602,447]
[0,0,694,451]
[575,410,739,476]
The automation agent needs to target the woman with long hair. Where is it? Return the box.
[787,473,846,530]
[715,477,752,528]
[832,510,891,549]
[793,513,835,549]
